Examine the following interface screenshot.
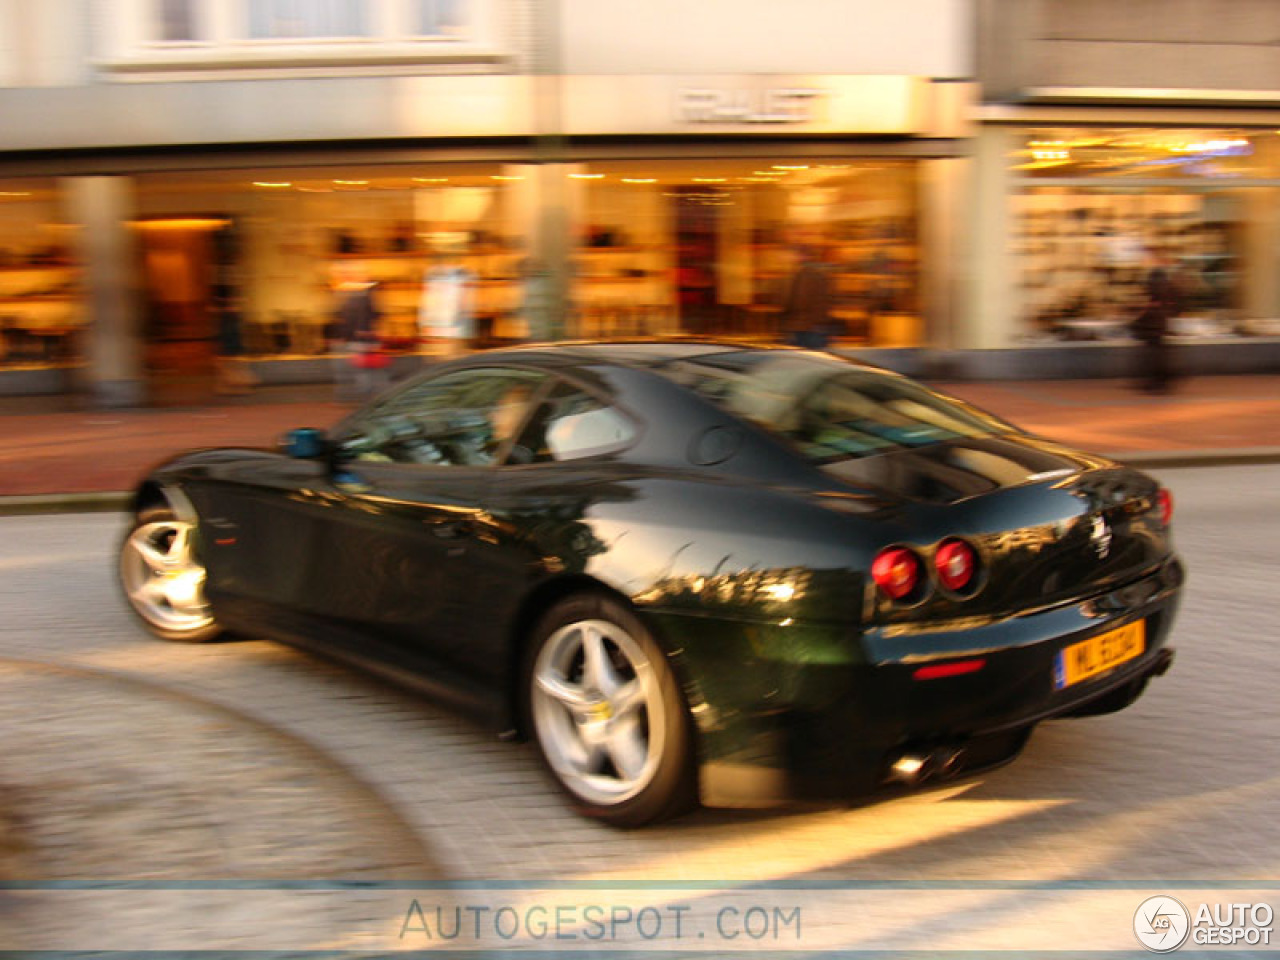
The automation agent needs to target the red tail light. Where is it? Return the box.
[914,658,987,681]
[1157,488,1174,527]
[935,539,978,593]
[872,547,921,601]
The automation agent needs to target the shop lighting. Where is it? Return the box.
[691,177,726,183]
[130,218,230,230]
[741,177,779,183]
[333,179,369,186]
[621,178,657,184]
[253,182,292,188]
[568,173,604,179]
[412,177,449,183]
[0,191,32,197]
[491,175,524,181]
[772,164,809,170]
[752,171,785,177]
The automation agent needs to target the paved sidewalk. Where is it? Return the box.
[1,375,1279,505]
[0,657,440,885]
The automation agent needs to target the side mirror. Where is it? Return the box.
[282,427,329,460]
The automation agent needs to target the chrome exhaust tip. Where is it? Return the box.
[886,746,965,786]
[886,752,929,785]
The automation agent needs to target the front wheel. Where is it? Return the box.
[525,594,696,827]
[119,505,222,643]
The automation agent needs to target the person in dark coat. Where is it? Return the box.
[336,282,386,399]
[783,244,835,349]
[1133,249,1182,394]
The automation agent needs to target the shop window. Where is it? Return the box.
[157,0,199,42]
[1013,185,1280,343]
[414,0,465,38]
[0,184,85,370]
[248,0,368,40]
[568,159,922,349]
[102,0,497,75]
[1010,129,1280,342]
[133,166,528,364]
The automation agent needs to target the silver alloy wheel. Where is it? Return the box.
[120,519,213,634]
[531,618,665,806]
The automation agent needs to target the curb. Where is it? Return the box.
[1106,448,1280,469]
[0,491,132,516]
[2,448,1279,517]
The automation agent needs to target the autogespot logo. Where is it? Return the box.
[1134,896,1191,953]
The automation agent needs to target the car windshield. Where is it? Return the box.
[656,351,1012,465]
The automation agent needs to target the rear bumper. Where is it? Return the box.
[688,556,1184,808]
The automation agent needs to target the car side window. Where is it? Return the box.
[339,368,547,467]
[506,380,635,464]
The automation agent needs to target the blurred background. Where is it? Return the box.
[1,0,1280,408]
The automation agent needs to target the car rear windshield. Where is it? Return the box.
[655,351,1011,464]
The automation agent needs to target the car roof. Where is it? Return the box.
[478,340,876,374]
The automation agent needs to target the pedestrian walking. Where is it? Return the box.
[783,242,835,350]
[1133,248,1183,394]
[336,279,387,400]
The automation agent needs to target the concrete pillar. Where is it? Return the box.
[919,157,966,350]
[63,176,146,408]
[963,127,1017,351]
[1241,188,1280,322]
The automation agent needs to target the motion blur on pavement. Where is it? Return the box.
[2,0,1279,954]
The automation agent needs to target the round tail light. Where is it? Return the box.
[1157,488,1173,527]
[935,539,978,593]
[872,547,922,601]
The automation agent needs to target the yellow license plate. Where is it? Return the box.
[1054,621,1146,690]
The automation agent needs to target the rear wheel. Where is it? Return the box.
[526,594,696,826]
[119,505,222,643]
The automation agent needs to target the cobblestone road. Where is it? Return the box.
[0,465,1276,896]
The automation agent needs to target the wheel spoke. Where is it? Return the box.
[169,524,192,561]
[162,570,207,615]
[128,531,170,570]
[536,672,591,712]
[610,678,646,719]
[130,579,168,605]
[606,716,649,783]
[581,626,620,697]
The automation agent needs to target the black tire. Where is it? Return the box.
[118,505,224,643]
[523,592,696,827]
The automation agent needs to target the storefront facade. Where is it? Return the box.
[966,0,1280,377]
[0,80,971,401]
[0,0,972,403]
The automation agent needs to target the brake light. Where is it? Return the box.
[872,547,921,601]
[1157,488,1173,527]
[935,539,978,593]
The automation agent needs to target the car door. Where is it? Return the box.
[185,454,332,623]
[306,366,550,682]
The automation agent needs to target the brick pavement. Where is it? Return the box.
[1,375,1279,498]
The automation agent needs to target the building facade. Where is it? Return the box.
[968,0,1280,377]
[0,0,972,404]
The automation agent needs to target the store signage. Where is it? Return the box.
[677,88,826,125]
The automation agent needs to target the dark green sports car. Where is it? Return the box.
[119,343,1183,825]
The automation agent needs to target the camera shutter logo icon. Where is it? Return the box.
[1134,895,1191,953]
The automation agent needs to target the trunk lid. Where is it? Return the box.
[824,434,1171,620]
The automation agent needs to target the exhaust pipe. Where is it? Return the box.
[885,746,966,786]
[1148,647,1175,678]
